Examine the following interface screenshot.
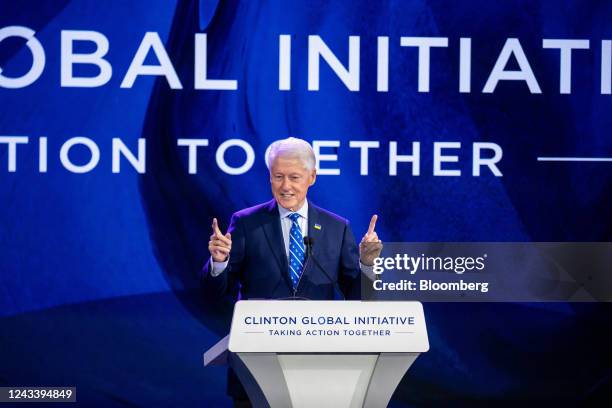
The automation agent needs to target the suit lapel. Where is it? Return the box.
[261,199,292,289]
[307,201,323,272]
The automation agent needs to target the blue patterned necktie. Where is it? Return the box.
[287,212,306,289]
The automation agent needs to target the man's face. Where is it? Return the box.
[270,156,316,211]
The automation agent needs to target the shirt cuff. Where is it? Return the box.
[359,261,378,281]
[210,256,229,277]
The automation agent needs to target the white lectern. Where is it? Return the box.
[204,300,429,408]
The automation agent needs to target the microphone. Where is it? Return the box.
[303,237,346,300]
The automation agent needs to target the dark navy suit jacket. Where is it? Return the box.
[201,199,361,301]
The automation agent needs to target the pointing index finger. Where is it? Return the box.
[367,214,378,235]
[212,218,222,236]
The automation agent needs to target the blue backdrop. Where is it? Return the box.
[1,0,611,405]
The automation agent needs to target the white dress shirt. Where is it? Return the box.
[278,201,309,258]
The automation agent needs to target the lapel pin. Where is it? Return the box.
[314,224,322,230]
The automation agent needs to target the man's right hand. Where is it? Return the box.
[209,218,232,262]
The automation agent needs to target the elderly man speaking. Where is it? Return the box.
[201,137,382,302]
[200,137,382,406]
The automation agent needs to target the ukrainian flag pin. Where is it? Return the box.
[314,224,322,230]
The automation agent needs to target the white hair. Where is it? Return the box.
[266,137,316,171]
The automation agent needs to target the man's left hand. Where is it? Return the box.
[359,214,383,266]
